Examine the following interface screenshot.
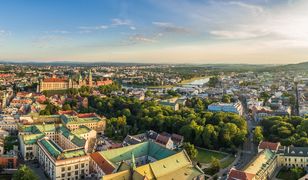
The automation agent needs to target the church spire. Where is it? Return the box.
[89,69,93,87]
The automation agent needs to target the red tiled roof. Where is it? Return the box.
[109,143,123,149]
[77,113,97,118]
[11,99,32,104]
[90,152,115,174]
[96,79,113,86]
[43,78,67,82]
[58,110,78,116]
[228,169,255,180]
[259,141,279,151]
[0,74,13,78]
[156,134,171,145]
[16,92,32,97]
[171,133,184,142]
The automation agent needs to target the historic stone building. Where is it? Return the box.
[38,70,112,92]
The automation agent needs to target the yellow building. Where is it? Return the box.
[89,141,204,180]
[228,141,308,180]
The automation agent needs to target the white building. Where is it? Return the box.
[208,101,243,115]
[18,123,97,180]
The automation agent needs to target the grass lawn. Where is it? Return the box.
[276,169,294,180]
[221,156,236,168]
[196,148,228,164]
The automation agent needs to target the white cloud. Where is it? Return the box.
[152,21,191,33]
[228,1,264,14]
[78,25,108,30]
[207,0,308,47]
[111,18,131,26]
[0,30,11,37]
[210,29,268,39]
[52,30,70,34]
[77,25,108,34]
[129,34,157,43]
[77,18,132,34]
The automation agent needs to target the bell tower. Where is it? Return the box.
[89,69,93,87]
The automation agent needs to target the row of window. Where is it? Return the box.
[61,169,87,178]
[284,158,307,162]
[61,163,87,172]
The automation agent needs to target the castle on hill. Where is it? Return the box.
[37,70,112,92]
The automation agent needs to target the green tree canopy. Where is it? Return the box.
[183,142,198,160]
[13,165,39,180]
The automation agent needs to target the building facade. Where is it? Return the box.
[38,70,113,92]
[208,101,244,115]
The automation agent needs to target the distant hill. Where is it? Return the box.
[276,61,308,71]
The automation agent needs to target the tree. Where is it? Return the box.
[222,94,231,103]
[290,167,306,180]
[89,95,248,150]
[202,124,215,149]
[253,126,264,144]
[260,92,271,105]
[183,142,198,160]
[208,76,219,87]
[62,104,71,111]
[210,157,221,174]
[13,165,39,180]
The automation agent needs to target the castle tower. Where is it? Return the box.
[89,69,93,87]
[38,78,43,92]
[78,74,83,87]
[68,76,72,89]
[2,92,7,109]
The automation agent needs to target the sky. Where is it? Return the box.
[0,0,308,64]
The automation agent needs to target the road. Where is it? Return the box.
[235,114,257,170]
[215,105,258,179]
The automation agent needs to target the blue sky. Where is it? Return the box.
[0,0,307,64]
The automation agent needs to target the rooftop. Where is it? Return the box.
[99,141,176,166]
[102,150,204,180]
[38,138,86,160]
[61,114,102,125]
[244,149,275,175]
[259,141,279,151]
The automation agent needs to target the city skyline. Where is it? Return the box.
[1,0,308,64]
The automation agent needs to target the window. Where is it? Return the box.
[68,167,71,171]
[62,167,65,171]
[75,171,78,175]
[61,174,65,178]
[26,147,33,150]
[75,165,78,169]
[81,163,84,168]
[68,172,71,176]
